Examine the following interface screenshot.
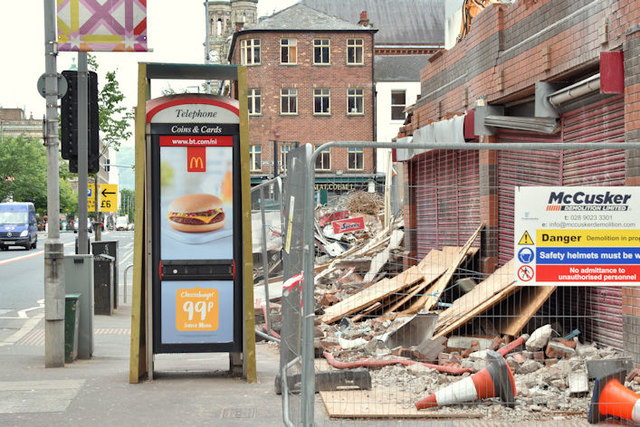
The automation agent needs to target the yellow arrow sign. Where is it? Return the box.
[99,184,118,212]
[87,183,118,212]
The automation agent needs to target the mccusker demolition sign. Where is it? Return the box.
[514,187,640,286]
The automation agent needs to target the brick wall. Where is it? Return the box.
[231,30,375,175]
[624,26,640,364]
[409,0,640,360]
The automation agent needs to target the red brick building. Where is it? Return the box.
[400,0,640,357]
[227,4,377,189]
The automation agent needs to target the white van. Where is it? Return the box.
[116,216,128,231]
[0,202,38,250]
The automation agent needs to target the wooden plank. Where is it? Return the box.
[498,285,556,337]
[320,250,447,324]
[320,388,483,419]
[403,225,484,315]
[383,247,478,316]
[433,260,516,338]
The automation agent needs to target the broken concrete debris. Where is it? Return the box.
[253,192,630,422]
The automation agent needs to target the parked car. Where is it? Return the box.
[73,218,93,233]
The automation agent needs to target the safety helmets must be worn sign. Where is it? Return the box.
[514,186,640,286]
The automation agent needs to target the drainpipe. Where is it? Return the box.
[547,74,600,107]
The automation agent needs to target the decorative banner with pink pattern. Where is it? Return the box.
[57,0,147,52]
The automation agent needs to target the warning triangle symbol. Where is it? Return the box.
[518,231,534,245]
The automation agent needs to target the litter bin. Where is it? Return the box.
[94,254,115,315]
[92,241,119,309]
[65,293,81,363]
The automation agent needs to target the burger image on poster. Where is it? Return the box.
[160,146,234,261]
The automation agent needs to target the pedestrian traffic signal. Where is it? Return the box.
[61,70,100,173]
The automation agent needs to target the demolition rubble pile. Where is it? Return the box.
[254,193,633,421]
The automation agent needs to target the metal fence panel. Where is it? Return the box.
[290,141,640,426]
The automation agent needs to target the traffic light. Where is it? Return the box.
[61,70,100,173]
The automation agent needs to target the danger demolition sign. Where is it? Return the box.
[514,187,640,286]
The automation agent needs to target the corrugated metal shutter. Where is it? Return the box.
[497,130,562,266]
[414,150,480,259]
[562,95,625,350]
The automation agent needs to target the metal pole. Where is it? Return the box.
[77,53,89,254]
[95,173,101,241]
[302,145,315,426]
[260,186,272,335]
[43,0,65,368]
[273,140,278,177]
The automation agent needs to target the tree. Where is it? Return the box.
[119,188,135,221]
[98,69,134,152]
[88,54,134,153]
[0,135,76,217]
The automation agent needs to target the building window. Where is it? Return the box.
[347,88,364,114]
[391,90,406,120]
[240,39,260,65]
[315,147,331,171]
[314,39,330,64]
[248,89,261,115]
[280,145,293,171]
[280,38,297,64]
[313,89,330,115]
[347,39,364,65]
[280,89,298,115]
[348,147,364,170]
[249,145,262,171]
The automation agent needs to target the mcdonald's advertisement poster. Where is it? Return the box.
[159,136,234,261]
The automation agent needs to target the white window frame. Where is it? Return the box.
[313,89,331,115]
[280,89,298,115]
[280,145,293,172]
[347,147,364,170]
[391,90,407,121]
[315,147,331,171]
[313,39,330,65]
[240,39,261,65]
[280,38,297,64]
[249,145,262,171]
[346,39,364,65]
[347,88,364,115]
[248,88,261,115]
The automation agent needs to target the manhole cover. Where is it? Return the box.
[221,408,256,419]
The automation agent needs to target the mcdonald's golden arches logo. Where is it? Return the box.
[187,147,206,172]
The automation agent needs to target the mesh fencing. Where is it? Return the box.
[269,143,640,426]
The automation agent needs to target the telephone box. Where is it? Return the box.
[147,94,243,353]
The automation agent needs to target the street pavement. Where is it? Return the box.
[0,303,290,426]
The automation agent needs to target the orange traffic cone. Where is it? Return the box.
[588,369,640,424]
[415,350,516,410]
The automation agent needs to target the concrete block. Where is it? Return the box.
[585,358,634,380]
[568,371,589,396]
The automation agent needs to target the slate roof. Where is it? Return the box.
[301,0,444,45]
[374,55,430,82]
[248,3,375,32]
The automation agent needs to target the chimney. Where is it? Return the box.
[358,10,369,27]
[235,21,244,32]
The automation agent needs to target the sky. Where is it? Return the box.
[0,0,297,148]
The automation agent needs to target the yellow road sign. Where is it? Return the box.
[99,184,118,212]
[88,184,96,212]
[87,183,118,212]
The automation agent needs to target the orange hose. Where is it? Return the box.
[323,352,472,375]
[497,335,526,357]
